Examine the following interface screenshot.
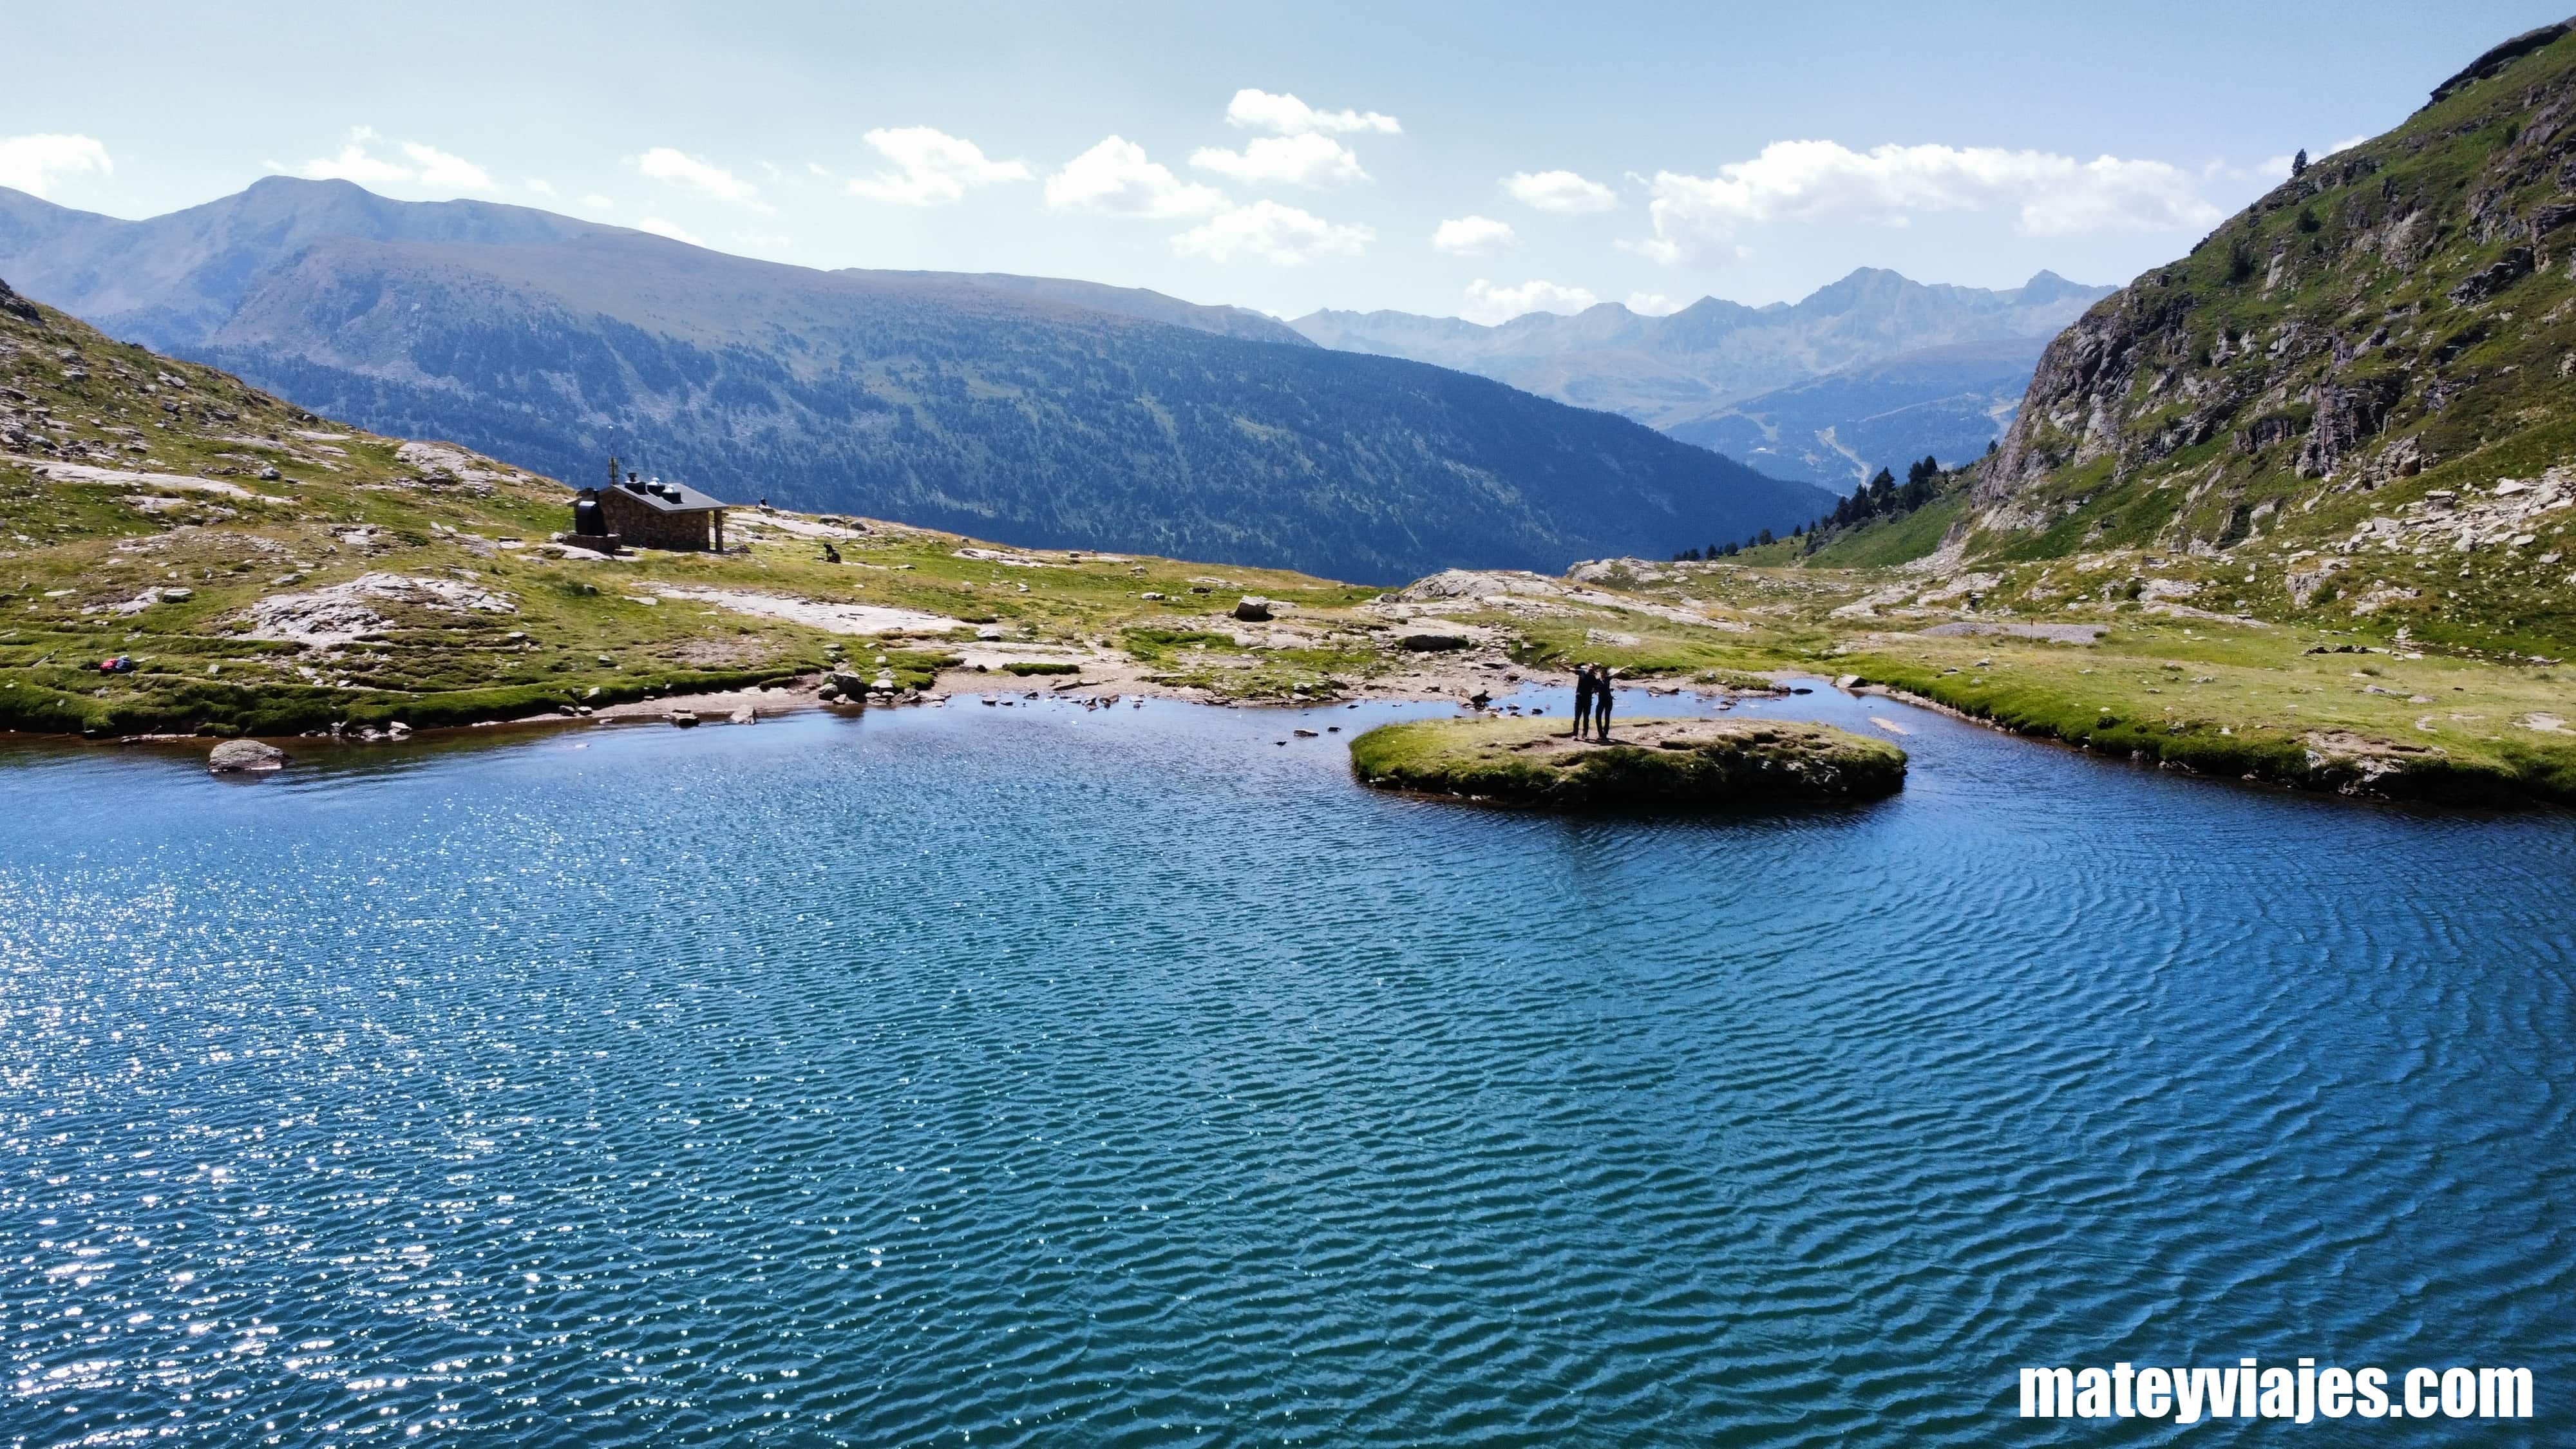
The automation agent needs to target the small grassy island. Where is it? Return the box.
[1348,715,1907,810]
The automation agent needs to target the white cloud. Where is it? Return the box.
[636,217,703,245]
[1461,278,1600,325]
[639,147,766,208]
[1504,169,1618,215]
[1225,88,1399,136]
[401,142,493,191]
[847,126,1032,205]
[578,193,614,211]
[1190,132,1367,188]
[0,133,112,196]
[524,178,558,197]
[1171,200,1372,265]
[291,126,413,184]
[1632,139,2225,265]
[1627,292,1683,316]
[282,127,494,192]
[1046,137,1229,218]
[1430,215,1516,256]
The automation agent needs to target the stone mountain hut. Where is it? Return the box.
[565,456,730,552]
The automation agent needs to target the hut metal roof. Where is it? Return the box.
[591,476,729,513]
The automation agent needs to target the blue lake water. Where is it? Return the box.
[1,686,2571,1446]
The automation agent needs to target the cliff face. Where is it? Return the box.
[1968,18,2576,560]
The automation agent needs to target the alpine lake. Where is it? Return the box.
[2,683,2569,1446]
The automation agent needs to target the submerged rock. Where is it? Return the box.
[207,739,286,773]
[1349,715,1904,810]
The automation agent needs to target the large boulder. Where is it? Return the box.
[207,739,286,773]
[1233,596,1274,622]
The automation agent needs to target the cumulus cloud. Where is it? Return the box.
[578,193,614,211]
[1190,132,1368,188]
[290,127,413,184]
[281,128,493,191]
[1431,215,1517,256]
[1225,88,1400,136]
[1627,292,1683,316]
[1171,200,1372,265]
[1046,137,1229,218]
[0,133,111,197]
[1504,169,1618,215]
[636,217,703,245]
[1461,278,1600,325]
[524,178,558,197]
[639,147,765,207]
[402,142,493,191]
[846,126,1033,205]
[1631,139,2225,265]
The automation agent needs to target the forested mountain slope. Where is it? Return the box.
[0,178,1828,583]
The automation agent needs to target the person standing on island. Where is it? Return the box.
[1571,663,1596,737]
[1594,665,1615,741]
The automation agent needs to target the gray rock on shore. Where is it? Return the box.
[207,739,286,773]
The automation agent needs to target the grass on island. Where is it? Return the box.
[1349,714,1906,810]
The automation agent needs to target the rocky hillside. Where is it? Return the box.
[1959,17,2576,657]
[0,178,1829,585]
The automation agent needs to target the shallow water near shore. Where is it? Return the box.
[2,687,2570,1446]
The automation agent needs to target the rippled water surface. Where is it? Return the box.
[2,687,2571,1446]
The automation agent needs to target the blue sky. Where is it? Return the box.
[4,1,2563,320]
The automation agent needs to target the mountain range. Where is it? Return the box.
[1291,269,2115,489]
[0,178,1829,583]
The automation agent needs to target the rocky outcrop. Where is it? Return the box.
[2295,377,2402,478]
[242,572,516,646]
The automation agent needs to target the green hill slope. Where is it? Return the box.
[1956,16,2576,659]
[0,276,1402,737]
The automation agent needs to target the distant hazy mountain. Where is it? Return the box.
[1291,269,2114,489]
[0,177,1828,582]
[1669,336,2050,485]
